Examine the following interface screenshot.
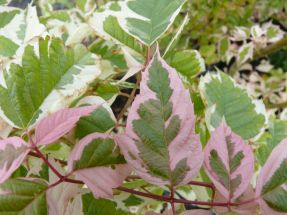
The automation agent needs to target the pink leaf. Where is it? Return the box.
[35,105,98,145]
[204,122,254,201]
[256,138,287,215]
[145,210,173,215]
[46,158,81,215]
[181,210,212,215]
[0,137,29,183]
[214,185,257,215]
[68,133,131,199]
[115,49,203,186]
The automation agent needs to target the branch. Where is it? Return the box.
[55,175,255,208]
[117,187,256,208]
[264,99,287,109]
[32,146,63,179]
[116,47,151,122]
[116,74,141,121]
[170,186,176,215]
[27,132,64,179]
[28,151,67,165]
[253,36,287,60]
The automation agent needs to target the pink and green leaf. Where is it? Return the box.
[68,133,131,198]
[0,137,29,184]
[0,178,48,214]
[116,49,203,187]
[35,105,98,145]
[204,122,254,201]
[256,138,287,214]
[214,185,257,215]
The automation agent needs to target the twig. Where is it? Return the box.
[27,132,64,179]
[32,146,63,179]
[28,151,67,165]
[116,47,151,122]
[116,74,141,121]
[59,176,256,208]
[264,99,287,109]
[119,92,131,98]
[116,186,256,208]
[189,181,214,189]
[170,186,176,215]
[253,36,287,59]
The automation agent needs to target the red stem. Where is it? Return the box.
[26,133,256,209]
[28,151,67,165]
[32,146,63,179]
[118,187,169,201]
[170,187,176,215]
[116,186,255,208]
[189,181,214,189]
[27,131,63,179]
[48,177,66,189]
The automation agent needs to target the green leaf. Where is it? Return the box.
[72,137,125,171]
[0,0,7,5]
[82,193,132,215]
[169,50,205,79]
[200,72,266,139]
[0,35,19,57]
[75,107,116,139]
[76,0,87,11]
[0,178,48,215]
[123,195,144,206]
[261,159,287,212]
[256,139,287,213]
[261,160,287,195]
[96,83,119,100]
[123,0,186,45]
[0,10,20,28]
[0,37,100,128]
[257,120,287,166]
[122,179,148,189]
[103,15,143,53]
[263,186,287,212]
[10,165,28,178]
[90,9,143,54]
[163,14,189,57]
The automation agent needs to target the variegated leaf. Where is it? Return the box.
[0,4,46,58]
[0,116,12,138]
[35,106,98,146]
[169,50,205,79]
[214,185,257,215]
[116,50,203,186]
[0,137,29,184]
[82,193,131,214]
[199,72,266,139]
[256,138,287,214]
[46,158,81,215]
[204,123,254,201]
[257,120,287,166]
[89,0,186,47]
[163,14,189,57]
[263,22,285,43]
[89,2,143,54]
[118,0,186,46]
[0,178,48,214]
[237,42,254,65]
[181,210,212,215]
[68,133,131,198]
[0,37,101,128]
[75,96,116,139]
